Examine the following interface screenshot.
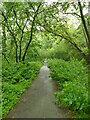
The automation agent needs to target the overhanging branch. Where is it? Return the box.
[38,23,86,58]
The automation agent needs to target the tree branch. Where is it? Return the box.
[2,11,18,62]
[78,0,90,51]
[19,19,28,61]
[62,12,81,17]
[38,23,86,59]
[22,2,42,61]
[13,9,22,30]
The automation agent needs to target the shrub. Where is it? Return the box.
[2,61,42,117]
[48,58,88,117]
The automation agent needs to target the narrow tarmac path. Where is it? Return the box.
[7,60,72,118]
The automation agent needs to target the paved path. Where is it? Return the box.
[7,60,72,118]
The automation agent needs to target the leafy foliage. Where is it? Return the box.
[48,58,88,117]
[2,61,42,117]
[1,1,90,119]
[1,2,90,64]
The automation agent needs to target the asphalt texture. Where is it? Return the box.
[7,60,72,118]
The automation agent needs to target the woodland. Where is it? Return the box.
[0,1,90,118]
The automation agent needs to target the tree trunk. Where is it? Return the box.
[2,24,6,55]
[22,26,33,61]
[19,32,23,62]
[13,37,18,63]
[22,3,42,61]
[78,0,90,64]
[2,53,9,63]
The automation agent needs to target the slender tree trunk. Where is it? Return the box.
[22,3,42,61]
[16,48,18,63]
[78,0,90,64]
[2,11,18,63]
[19,21,28,62]
[13,37,18,63]
[19,32,23,62]
[2,53,9,63]
[2,24,6,55]
[19,40,22,62]
[22,24,33,61]
[13,9,24,62]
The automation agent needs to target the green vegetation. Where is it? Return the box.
[48,58,88,118]
[2,61,42,117]
[0,1,90,118]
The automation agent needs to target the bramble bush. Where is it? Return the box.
[2,61,42,117]
[48,58,88,117]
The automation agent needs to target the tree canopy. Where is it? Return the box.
[0,1,90,64]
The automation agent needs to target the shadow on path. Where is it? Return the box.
[7,60,72,118]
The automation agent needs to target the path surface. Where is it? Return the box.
[7,60,72,118]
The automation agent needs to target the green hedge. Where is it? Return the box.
[48,58,88,118]
[2,61,42,117]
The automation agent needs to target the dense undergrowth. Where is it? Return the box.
[48,58,88,118]
[2,61,42,117]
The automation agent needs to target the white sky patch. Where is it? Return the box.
[68,3,88,28]
[44,0,89,28]
[45,0,58,5]
[67,15,79,28]
[45,0,89,3]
